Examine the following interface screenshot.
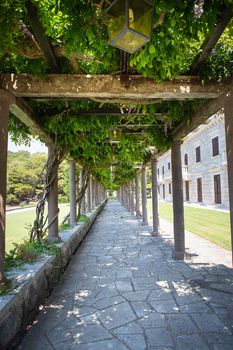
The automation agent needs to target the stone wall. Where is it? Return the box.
[0,200,107,350]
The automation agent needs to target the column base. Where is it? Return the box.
[141,221,148,226]
[151,230,159,237]
[172,250,185,260]
[46,235,61,243]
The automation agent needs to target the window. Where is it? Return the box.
[185,181,190,201]
[196,146,201,162]
[157,168,159,176]
[168,183,172,194]
[197,178,202,202]
[212,136,219,157]
[214,174,221,204]
[162,184,165,199]
[184,153,188,166]
[162,166,164,175]
[168,162,170,170]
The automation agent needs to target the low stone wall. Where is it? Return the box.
[0,200,107,350]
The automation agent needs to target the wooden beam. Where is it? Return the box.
[25,0,59,73]
[172,75,233,141]
[9,98,53,144]
[190,7,233,75]
[0,74,224,100]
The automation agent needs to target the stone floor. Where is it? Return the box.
[17,201,233,350]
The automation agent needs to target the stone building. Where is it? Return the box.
[157,112,229,209]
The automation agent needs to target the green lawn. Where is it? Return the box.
[6,203,70,252]
[147,200,231,250]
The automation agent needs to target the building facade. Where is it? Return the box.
[157,113,229,209]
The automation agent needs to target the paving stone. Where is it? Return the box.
[116,334,146,350]
[136,312,166,329]
[112,321,143,335]
[203,332,233,347]
[149,299,180,313]
[122,290,150,301]
[116,280,133,292]
[175,335,210,350]
[149,288,174,301]
[167,314,199,335]
[72,324,112,344]
[130,301,153,318]
[70,339,128,349]
[145,328,174,347]
[191,313,230,332]
[97,301,137,330]
[92,296,124,310]
[179,301,211,313]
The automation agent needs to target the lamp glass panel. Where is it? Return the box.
[107,0,126,41]
[128,0,153,37]
[114,31,146,53]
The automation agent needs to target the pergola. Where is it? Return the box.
[0,0,232,283]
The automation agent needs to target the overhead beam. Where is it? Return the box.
[172,75,233,141]
[25,0,59,73]
[190,7,233,75]
[0,74,223,100]
[10,98,53,144]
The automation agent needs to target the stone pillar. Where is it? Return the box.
[47,144,60,242]
[92,178,95,207]
[224,96,233,266]
[131,180,134,214]
[171,141,185,260]
[80,169,85,214]
[89,176,93,210]
[69,160,76,226]
[0,95,10,282]
[135,173,140,218]
[87,176,91,212]
[141,167,148,225]
[151,156,159,236]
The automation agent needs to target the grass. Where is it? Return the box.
[147,200,231,250]
[6,203,70,253]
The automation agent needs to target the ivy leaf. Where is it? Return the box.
[149,44,156,54]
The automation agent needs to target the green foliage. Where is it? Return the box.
[7,151,47,205]
[5,240,60,271]
[78,214,89,224]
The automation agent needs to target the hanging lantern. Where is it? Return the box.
[106,0,154,54]
[110,128,122,142]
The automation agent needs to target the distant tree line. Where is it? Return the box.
[7,151,70,205]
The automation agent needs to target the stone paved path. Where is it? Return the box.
[18,201,233,350]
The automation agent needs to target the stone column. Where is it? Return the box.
[80,169,85,214]
[69,160,76,226]
[47,144,60,242]
[87,176,91,212]
[171,141,185,260]
[0,95,11,282]
[131,180,135,214]
[141,167,148,225]
[89,176,93,210]
[151,156,159,236]
[224,96,233,266]
[92,178,95,207]
[135,173,140,218]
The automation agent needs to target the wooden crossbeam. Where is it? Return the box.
[10,98,53,144]
[190,7,233,75]
[172,75,233,141]
[0,74,223,100]
[25,0,59,73]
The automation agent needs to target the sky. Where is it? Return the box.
[8,136,47,154]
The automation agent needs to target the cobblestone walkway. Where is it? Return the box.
[18,201,233,350]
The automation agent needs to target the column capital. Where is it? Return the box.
[0,90,15,104]
[172,139,183,147]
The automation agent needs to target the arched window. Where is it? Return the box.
[184,153,188,165]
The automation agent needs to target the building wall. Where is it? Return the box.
[157,113,229,209]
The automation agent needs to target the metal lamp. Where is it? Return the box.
[106,0,154,54]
